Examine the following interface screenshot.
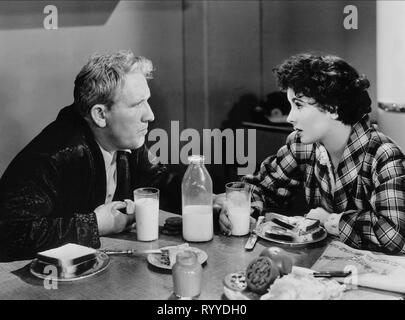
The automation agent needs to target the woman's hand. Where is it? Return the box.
[306,207,330,225]
[214,193,232,235]
[214,193,256,236]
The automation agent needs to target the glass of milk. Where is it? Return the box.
[225,182,251,236]
[133,187,160,241]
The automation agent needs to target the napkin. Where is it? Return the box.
[311,241,405,294]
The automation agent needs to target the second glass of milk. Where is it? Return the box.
[225,182,251,236]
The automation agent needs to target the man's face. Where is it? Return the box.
[104,72,154,150]
[286,88,334,144]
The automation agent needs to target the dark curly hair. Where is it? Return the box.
[273,53,371,125]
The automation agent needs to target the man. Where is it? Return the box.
[0,50,179,261]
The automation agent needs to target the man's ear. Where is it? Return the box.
[89,104,107,128]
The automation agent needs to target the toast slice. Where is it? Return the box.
[265,229,295,242]
[299,228,325,242]
[272,215,321,233]
[270,217,296,230]
[36,243,97,268]
[297,218,320,233]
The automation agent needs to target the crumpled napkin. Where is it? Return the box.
[260,266,346,300]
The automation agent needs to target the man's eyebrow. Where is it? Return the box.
[132,96,150,106]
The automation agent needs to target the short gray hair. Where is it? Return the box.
[73,50,153,116]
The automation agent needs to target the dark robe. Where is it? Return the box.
[0,104,181,261]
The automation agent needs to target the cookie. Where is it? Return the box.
[165,217,182,227]
[245,256,280,294]
[161,228,181,236]
[163,223,181,231]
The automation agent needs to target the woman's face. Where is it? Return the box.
[286,88,335,144]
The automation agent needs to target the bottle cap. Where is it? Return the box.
[187,155,205,164]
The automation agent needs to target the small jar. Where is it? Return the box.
[172,250,202,299]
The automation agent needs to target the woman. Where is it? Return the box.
[218,53,405,254]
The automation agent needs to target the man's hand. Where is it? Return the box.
[306,207,330,226]
[94,201,135,236]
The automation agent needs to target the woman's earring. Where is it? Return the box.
[328,106,338,120]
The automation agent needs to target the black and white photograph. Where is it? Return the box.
[0,0,404,309]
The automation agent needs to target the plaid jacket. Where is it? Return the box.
[243,117,405,254]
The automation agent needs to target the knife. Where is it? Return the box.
[101,249,163,255]
[244,216,265,250]
[313,271,352,278]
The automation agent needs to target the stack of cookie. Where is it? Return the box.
[161,217,182,236]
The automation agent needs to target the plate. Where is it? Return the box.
[147,244,208,270]
[256,214,327,246]
[30,251,110,282]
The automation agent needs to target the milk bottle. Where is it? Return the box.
[182,155,213,242]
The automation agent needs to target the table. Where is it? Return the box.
[0,210,403,300]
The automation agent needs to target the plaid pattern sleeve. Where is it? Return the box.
[242,132,308,218]
[339,140,405,254]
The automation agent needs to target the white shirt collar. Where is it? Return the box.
[97,143,132,169]
[97,143,116,169]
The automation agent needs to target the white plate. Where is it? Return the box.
[256,214,327,246]
[147,244,208,270]
[30,251,110,282]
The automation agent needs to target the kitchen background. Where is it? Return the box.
[0,0,400,195]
